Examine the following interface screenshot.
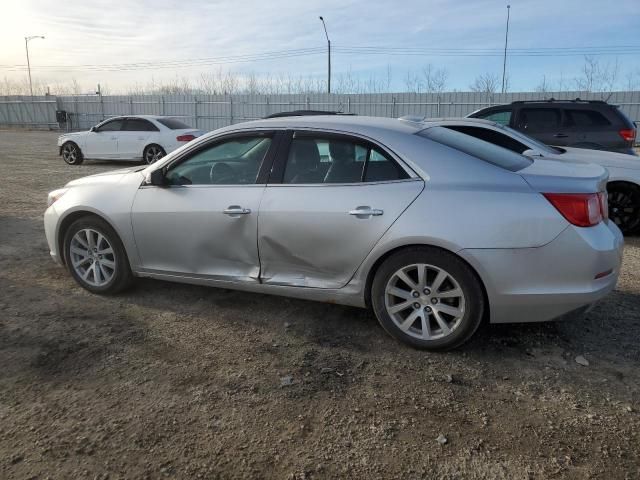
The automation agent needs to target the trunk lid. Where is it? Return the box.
[518,158,608,194]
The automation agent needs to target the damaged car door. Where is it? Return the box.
[257,131,424,288]
[130,132,278,282]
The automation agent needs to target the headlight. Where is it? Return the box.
[47,188,69,207]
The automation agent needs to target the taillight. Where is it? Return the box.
[619,128,636,143]
[176,134,196,142]
[598,191,609,220]
[543,193,603,227]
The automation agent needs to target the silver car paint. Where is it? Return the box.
[45,116,623,324]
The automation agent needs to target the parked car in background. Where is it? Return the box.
[45,114,623,350]
[402,117,640,234]
[58,115,203,165]
[467,99,637,155]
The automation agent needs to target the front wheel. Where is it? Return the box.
[61,142,84,165]
[143,144,166,164]
[371,247,485,351]
[63,216,133,294]
[608,183,640,234]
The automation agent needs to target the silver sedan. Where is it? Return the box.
[44,115,624,350]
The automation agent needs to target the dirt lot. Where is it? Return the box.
[1,130,639,480]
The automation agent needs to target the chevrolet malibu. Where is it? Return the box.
[44,115,624,350]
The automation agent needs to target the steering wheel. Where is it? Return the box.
[209,162,236,184]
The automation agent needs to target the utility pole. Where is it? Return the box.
[25,35,45,97]
[319,16,331,94]
[501,5,510,94]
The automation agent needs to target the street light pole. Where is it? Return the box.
[319,16,331,94]
[25,35,45,97]
[501,5,510,94]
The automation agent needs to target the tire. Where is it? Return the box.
[608,182,640,235]
[371,247,485,351]
[63,216,133,294]
[143,144,166,164]
[61,141,84,165]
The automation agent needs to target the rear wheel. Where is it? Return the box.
[63,216,133,294]
[143,144,166,164]
[371,247,485,351]
[61,142,83,165]
[608,182,640,234]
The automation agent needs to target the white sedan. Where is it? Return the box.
[58,115,203,165]
[401,117,640,234]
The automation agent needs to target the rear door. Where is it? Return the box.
[118,118,159,159]
[562,108,614,149]
[257,131,424,289]
[514,107,565,146]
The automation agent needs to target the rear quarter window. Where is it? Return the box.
[564,109,611,127]
[418,126,532,172]
[157,118,193,129]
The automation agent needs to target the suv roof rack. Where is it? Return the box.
[264,110,355,119]
[511,98,609,105]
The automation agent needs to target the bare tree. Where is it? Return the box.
[574,55,620,93]
[535,75,551,93]
[469,73,500,94]
[421,64,448,93]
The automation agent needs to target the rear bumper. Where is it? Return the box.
[459,220,623,324]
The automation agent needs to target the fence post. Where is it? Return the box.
[347,97,351,114]
[194,95,199,129]
[306,96,310,110]
[129,96,133,115]
[437,95,441,116]
[161,96,165,116]
[99,91,105,121]
[266,96,270,117]
[74,96,78,130]
[229,96,234,125]
[392,96,396,118]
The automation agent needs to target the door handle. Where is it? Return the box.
[554,133,568,138]
[349,206,384,217]
[223,206,251,216]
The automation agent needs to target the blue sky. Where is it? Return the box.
[1,0,639,93]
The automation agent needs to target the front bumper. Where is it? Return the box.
[460,220,624,324]
[44,204,63,265]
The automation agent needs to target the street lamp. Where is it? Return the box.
[25,35,45,97]
[318,16,331,94]
[501,5,510,94]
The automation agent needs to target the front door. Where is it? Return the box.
[515,107,565,146]
[131,132,277,282]
[258,132,424,289]
[84,118,123,158]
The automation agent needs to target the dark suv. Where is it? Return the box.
[468,99,637,155]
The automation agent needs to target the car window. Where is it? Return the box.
[517,108,561,132]
[96,119,124,132]
[123,118,159,132]
[418,126,532,172]
[564,109,611,128]
[282,136,408,184]
[444,125,528,154]
[477,109,512,126]
[502,126,562,155]
[157,118,193,129]
[165,136,272,185]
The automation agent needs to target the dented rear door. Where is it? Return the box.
[258,180,423,288]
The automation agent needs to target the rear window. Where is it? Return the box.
[157,117,192,129]
[418,126,532,172]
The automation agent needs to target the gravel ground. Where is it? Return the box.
[1,130,639,480]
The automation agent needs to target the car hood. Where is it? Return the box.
[59,131,89,140]
[65,166,146,187]
[550,147,640,170]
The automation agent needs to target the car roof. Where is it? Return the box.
[218,115,423,136]
[398,116,502,129]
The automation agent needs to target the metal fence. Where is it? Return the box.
[1,91,639,133]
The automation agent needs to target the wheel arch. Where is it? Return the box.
[363,243,490,322]
[57,209,124,267]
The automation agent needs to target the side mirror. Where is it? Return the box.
[522,149,543,158]
[90,126,97,132]
[148,168,167,187]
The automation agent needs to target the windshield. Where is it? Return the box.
[418,126,532,172]
[500,125,563,155]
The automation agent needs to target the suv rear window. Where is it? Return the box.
[157,118,192,129]
[418,127,532,172]
[564,109,611,127]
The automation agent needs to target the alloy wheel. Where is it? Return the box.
[62,143,78,164]
[384,263,466,340]
[145,146,165,164]
[69,228,116,287]
[609,188,640,233]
